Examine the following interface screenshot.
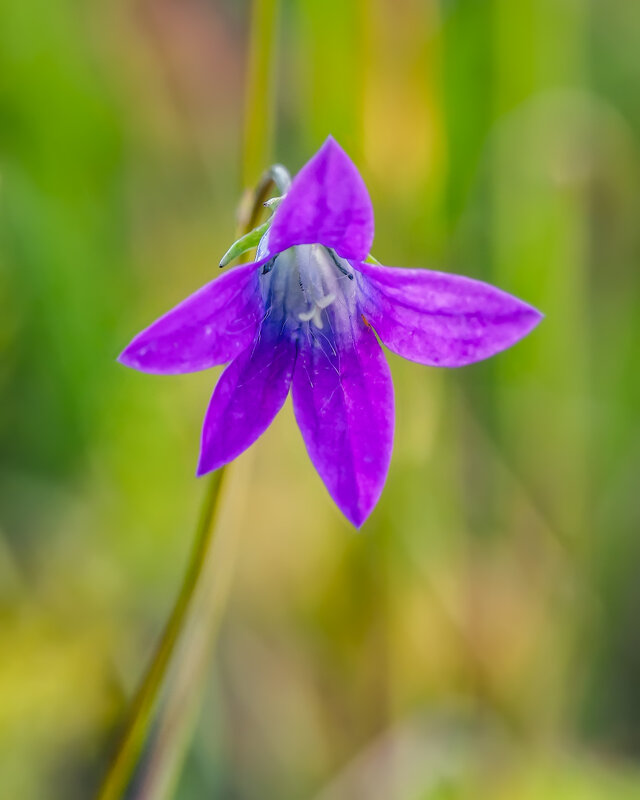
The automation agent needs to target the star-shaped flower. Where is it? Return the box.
[120,137,542,526]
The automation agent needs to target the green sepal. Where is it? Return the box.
[219,221,270,268]
[263,196,283,213]
[364,253,381,265]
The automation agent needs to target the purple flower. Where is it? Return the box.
[119,137,542,527]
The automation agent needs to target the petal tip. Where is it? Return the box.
[516,302,545,339]
[195,459,211,478]
[529,306,545,326]
[117,345,139,370]
[116,343,167,375]
[196,446,224,477]
[196,437,226,477]
[330,482,385,529]
[346,506,371,529]
[320,133,341,154]
[269,135,373,261]
[338,489,385,528]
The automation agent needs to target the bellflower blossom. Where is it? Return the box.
[119,138,542,527]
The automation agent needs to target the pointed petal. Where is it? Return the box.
[292,322,394,527]
[197,325,296,474]
[357,261,543,367]
[268,137,374,262]
[118,262,263,374]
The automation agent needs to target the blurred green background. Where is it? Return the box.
[2,0,640,797]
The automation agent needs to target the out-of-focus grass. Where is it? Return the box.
[2,0,640,798]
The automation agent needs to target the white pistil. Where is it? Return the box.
[316,292,336,309]
[298,292,336,329]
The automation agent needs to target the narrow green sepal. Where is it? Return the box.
[365,253,381,265]
[219,221,270,268]
[263,196,283,213]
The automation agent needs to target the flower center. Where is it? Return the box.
[297,290,336,330]
[260,243,356,334]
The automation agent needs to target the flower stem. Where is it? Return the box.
[133,463,249,800]
[97,168,279,798]
[242,0,280,187]
[97,3,282,794]
[96,469,225,800]
[131,203,285,799]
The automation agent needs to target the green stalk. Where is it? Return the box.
[492,0,589,539]
[243,0,280,187]
[96,2,282,790]
[134,463,249,800]
[96,469,225,800]
[131,170,284,800]
[97,173,280,800]
[95,2,284,798]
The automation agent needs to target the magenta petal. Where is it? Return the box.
[357,261,543,367]
[268,137,374,262]
[197,326,296,474]
[119,262,263,374]
[292,323,394,527]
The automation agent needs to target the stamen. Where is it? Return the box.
[261,257,276,275]
[328,249,354,280]
[262,243,356,334]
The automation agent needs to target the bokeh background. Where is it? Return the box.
[2,0,640,797]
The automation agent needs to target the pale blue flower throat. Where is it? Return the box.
[260,244,356,332]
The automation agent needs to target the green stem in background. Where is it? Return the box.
[96,469,226,800]
[243,0,280,187]
[97,173,280,800]
[95,2,283,797]
[131,176,283,800]
[133,464,246,800]
[97,183,278,800]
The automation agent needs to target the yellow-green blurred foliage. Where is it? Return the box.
[2,0,640,797]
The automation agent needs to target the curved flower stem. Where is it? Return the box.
[97,6,282,797]
[97,469,225,800]
[98,171,279,800]
[97,169,279,799]
[134,462,250,800]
